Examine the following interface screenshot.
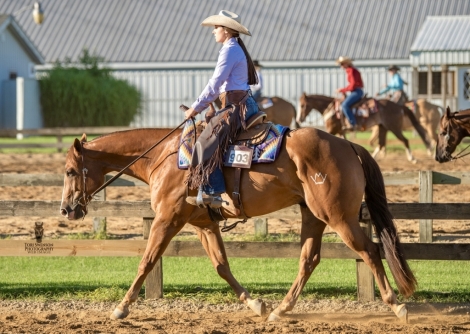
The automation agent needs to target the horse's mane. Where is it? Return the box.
[90,128,176,142]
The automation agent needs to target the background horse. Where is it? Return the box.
[369,98,442,148]
[298,93,432,163]
[435,107,470,163]
[214,96,300,128]
[60,126,416,322]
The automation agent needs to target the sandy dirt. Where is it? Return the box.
[1,149,470,333]
[0,299,469,333]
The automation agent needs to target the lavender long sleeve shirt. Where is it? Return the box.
[191,38,249,113]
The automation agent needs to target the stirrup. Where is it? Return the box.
[185,189,228,209]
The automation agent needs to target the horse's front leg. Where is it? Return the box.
[193,223,267,317]
[110,216,184,320]
[268,205,326,321]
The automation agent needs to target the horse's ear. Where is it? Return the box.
[73,138,82,154]
[446,106,452,118]
[80,133,87,142]
[302,92,307,98]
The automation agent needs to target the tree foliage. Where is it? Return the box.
[39,49,141,127]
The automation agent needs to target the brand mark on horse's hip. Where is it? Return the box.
[310,173,327,185]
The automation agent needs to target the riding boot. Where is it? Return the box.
[186,193,226,208]
[186,187,226,208]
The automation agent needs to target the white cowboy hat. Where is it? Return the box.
[336,56,353,65]
[201,10,251,36]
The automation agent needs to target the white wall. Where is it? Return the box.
[113,65,414,128]
[0,27,38,128]
[1,78,43,130]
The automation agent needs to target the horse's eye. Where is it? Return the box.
[66,170,76,177]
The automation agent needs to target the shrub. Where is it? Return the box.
[39,49,141,127]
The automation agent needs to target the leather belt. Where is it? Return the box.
[219,90,250,108]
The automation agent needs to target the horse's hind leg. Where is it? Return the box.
[333,217,408,322]
[110,217,183,320]
[389,128,416,163]
[371,125,387,159]
[193,223,267,317]
[268,205,326,321]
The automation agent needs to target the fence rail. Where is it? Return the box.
[0,127,136,151]
[1,171,469,301]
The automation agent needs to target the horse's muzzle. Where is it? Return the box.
[435,152,452,163]
[60,203,86,220]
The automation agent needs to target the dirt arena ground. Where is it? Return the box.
[1,149,470,333]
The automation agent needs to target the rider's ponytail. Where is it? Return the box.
[237,37,258,86]
[225,28,258,86]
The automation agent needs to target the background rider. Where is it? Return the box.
[335,56,364,131]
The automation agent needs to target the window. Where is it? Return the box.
[418,71,454,95]
[464,71,470,100]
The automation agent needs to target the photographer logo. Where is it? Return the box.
[25,222,54,254]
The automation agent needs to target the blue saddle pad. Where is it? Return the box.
[178,121,289,170]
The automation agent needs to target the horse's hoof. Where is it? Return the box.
[267,312,282,322]
[396,304,408,323]
[411,159,417,164]
[247,298,267,317]
[110,306,129,320]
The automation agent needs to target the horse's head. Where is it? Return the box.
[297,92,312,123]
[60,134,104,220]
[435,107,469,163]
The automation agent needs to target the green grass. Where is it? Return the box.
[0,135,98,153]
[0,257,468,304]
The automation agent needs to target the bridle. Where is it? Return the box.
[68,141,90,219]
[68,118,188,219]
[442,112,470,161]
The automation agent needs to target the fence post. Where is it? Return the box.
[419,170,433,243]
[254,218,268,237]
[143,217,163,299]
[92,177,106,235]
[357,209,375,302]
[57,135,63,153]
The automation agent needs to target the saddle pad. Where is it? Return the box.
[261,98,273,109]
[178,121,289,169]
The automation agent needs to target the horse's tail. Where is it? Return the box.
[353,143,417,297]
[402,105,431,149]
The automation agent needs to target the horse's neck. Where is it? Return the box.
[309,95,334,114]
[85,128,180,183]
[455,109,470,133]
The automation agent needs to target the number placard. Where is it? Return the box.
[224,145,253,168]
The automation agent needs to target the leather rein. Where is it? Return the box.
[74,119,187,218]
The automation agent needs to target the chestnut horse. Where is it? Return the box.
[298,93,432,163]
[435,107,470,163]
[60,126,416,322]
[215,96,300,128]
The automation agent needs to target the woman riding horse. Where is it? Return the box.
[335,56,364,132]
[184,10,260,208]
[376,65,408,105]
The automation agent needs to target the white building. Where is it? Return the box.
[0,14,44,130]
